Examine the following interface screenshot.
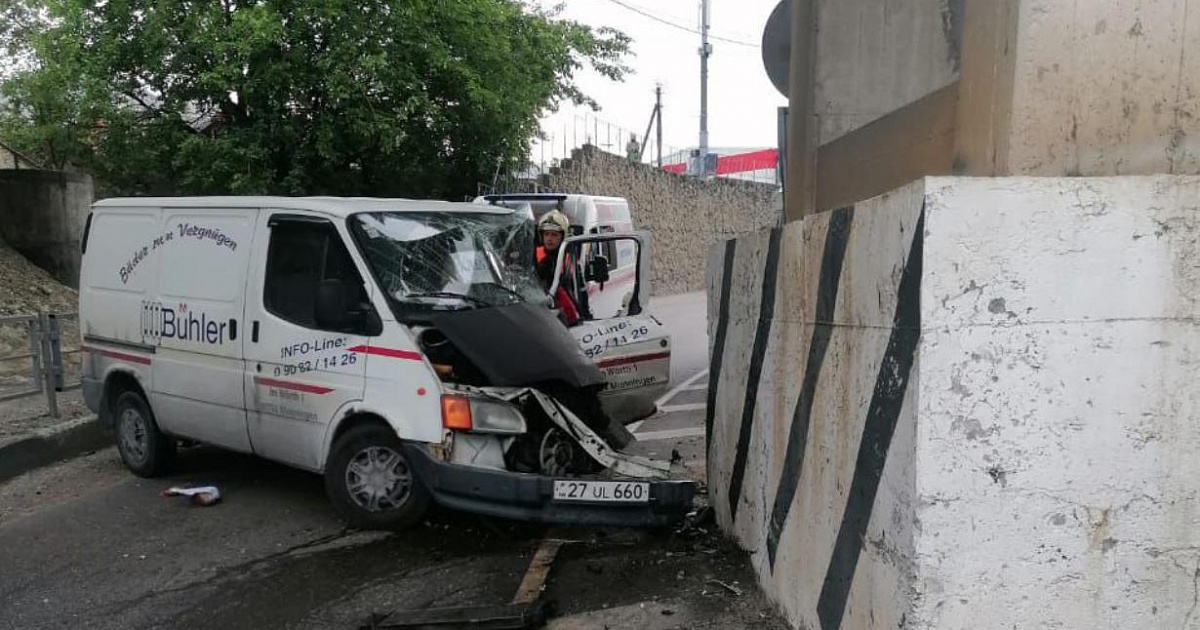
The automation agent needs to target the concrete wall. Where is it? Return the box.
[545,145,780,296]
[789,0,1200,220]
[813,0,961,145]
[707,175,1200,629]
[707,181,924,629]
[0,170,94,288]
[1007,0,1200,176]
[789,0,962,219]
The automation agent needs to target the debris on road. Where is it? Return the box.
[706,579,743,597]
[161,485,221,506]
[674,505,714,537]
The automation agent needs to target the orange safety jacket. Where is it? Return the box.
[536,246,580,325]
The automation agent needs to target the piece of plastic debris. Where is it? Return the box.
[161,485,221,506]
[707,579,743,597]
[676,505,715,536]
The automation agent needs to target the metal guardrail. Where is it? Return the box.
[0,312,80,418]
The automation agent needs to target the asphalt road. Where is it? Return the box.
[626,292,710,479]
[0,291,783,630]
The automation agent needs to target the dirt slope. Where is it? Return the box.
[0,238,78,317]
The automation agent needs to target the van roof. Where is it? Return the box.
[93,196,514,219]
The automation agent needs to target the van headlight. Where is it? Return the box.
[441,394,527,435]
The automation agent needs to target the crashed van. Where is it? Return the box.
[79,197,693,529]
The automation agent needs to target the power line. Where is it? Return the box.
[602,0,759,47]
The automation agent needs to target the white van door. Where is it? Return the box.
[551,232,672,421]
[148,208,258,452]
[241,213,374,471]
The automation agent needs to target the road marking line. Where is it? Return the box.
[682,382,709,391]
[628,369,710,434]
[635,427,706,442]
[656,369,710,407]
[658,403,707,413]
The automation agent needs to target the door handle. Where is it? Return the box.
[251,321,259,343]
[229,318,238,340]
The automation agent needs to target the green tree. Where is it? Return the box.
[0,0,629,197]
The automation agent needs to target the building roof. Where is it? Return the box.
[93,196,514,218]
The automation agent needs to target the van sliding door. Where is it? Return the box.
[148,209,258,451]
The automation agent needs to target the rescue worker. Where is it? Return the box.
[535,210,582,325]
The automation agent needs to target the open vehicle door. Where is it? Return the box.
[549,232,671,423]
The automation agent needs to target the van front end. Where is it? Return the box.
[410,385,696,528]
[405,445,696,528]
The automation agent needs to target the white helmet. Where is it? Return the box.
[537,210,570,235]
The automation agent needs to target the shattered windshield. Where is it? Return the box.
[351,211,544,312]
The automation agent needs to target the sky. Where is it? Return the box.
[532,0,787,166]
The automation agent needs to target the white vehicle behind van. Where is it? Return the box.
[473,194,638,322]
[79,197,691,530]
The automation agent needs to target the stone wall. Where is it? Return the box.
[544,145,780,296]
[707,175,1200,629]
[0,170,95,288]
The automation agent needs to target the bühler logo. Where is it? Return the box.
[142,301,232,345]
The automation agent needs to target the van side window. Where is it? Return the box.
[264,219,366,330]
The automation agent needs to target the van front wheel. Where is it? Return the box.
[114,391,175,477]
[325,425,430,531]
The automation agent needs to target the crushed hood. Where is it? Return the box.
[424,302,606,389]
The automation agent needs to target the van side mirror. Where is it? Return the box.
[586,255,611,283]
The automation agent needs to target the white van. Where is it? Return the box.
[473,194,637,322]
[79,197,691,529]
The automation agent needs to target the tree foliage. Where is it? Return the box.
[0,0,629,197]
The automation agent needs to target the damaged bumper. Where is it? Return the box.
[404,444,696,528]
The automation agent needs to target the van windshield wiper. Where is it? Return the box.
[402,291,491,307]
[482,282,524,302]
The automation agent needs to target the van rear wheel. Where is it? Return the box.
[325,424,430,531]
[114,391,175,477]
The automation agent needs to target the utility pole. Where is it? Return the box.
[697,0,712,175]
[638,86,663,164]
[655,84,663,168]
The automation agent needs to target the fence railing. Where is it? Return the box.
[0,312,81,419]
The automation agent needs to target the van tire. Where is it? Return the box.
[113,391,175,477]
[325,424,431,531]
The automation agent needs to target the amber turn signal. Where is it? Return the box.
[441,395,472,430]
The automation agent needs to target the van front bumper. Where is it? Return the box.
[403,444,695,528]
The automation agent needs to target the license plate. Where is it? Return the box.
[553,480,650,503]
